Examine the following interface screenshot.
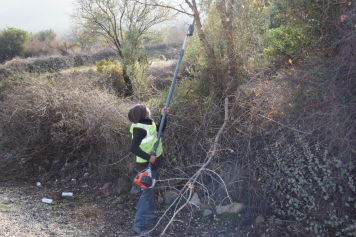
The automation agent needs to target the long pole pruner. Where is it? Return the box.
[151,19,195,156]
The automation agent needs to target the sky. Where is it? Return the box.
[0,0,74,36]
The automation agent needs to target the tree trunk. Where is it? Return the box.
[122,68,133,97]
[185,0,216,66]
[217,0,241,78]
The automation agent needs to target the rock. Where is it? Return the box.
[203,209,213,216]
[157,196,164,204]
[116,178,131,195]
[215,202,244,215]
[255,215,265,225]
[189,192,201,206]
[164,190,179,205]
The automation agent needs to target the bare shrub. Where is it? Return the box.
[26,38,61,57]
[90,47,117,62]
[0,74,132,181]
[2,57,30,73]
[151,60,355,235]
[0,66,12,80]
[1,48,117,75]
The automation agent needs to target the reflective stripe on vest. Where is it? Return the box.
[130,121,163,163]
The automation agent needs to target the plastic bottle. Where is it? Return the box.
[41,198,53,204]
[62,192,73,197]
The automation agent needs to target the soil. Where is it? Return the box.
[0,177,287,237]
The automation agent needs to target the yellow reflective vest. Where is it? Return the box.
[130,121,163,163]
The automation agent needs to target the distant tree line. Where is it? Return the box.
[0,28,59,62]
[0,28,30,62]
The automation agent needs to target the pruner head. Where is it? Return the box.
[187,25,194,36]
[187,19,195,36]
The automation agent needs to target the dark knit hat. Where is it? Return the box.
[128,104,147,123]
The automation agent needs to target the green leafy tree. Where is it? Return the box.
[71,0,174,96]
[96,59,126,95]
[36,29,57,41]
[0,27,30,61]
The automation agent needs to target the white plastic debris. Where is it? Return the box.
[62,192,73,197]
[41,198,53,204]
[36,182,42,187]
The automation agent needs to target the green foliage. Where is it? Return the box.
[260,135,356,236]
[264,25,313,61]
[35,29,56,41]
[96,59,125,95]
[166,77,212,118]
[183,0,272,94]
[72,0,173,96]
[121,27,150,96]
[122,28,148,67]
[234,0,271,71]
[184,35,214,94]
[264,0,347,63]
[0,27,30,61]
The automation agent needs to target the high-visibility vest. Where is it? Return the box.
[130,121,163,163]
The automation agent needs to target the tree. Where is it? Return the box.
[151,0,270,88]
[71,0,174,96]
[66,25,98,51]
[0,27,30,61]
[25,29,58,57]
[36,29,57,42]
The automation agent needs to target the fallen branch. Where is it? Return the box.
[158,97,231,236]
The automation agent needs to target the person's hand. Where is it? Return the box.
[149,155,156,164]
[161,107,170,115]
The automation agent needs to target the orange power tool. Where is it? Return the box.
[134,164,156,189]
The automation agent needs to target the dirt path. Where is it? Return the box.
[0,179,258,237]
[0,180,137,237]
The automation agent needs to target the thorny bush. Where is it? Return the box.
[0,73,132,181]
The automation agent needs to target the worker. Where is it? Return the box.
[128,104,170,236]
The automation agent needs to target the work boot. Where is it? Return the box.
[132,226,152,237]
